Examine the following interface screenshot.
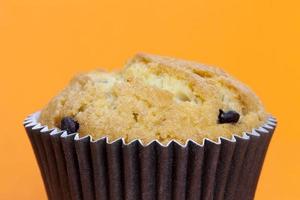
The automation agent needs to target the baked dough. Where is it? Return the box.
[39,53,267,144]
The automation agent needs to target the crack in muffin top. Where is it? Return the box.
[39,53,267,144]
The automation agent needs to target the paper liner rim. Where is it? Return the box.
[24,111,276,147]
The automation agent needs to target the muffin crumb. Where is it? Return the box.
[39,53,267,144]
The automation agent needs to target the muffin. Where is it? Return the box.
[24,53,276,200]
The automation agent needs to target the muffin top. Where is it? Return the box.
[39,53,267,144]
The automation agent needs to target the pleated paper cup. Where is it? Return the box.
[24,111,276,200]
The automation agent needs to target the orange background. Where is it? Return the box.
[0,0,299,199]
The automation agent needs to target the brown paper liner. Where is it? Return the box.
[24,112,276,200]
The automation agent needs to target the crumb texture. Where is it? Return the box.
[39,53,267,144]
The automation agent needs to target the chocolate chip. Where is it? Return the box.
[218,109,240,124]
[60,117,79,134]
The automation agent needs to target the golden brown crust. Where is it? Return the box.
[39,53,267,144]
